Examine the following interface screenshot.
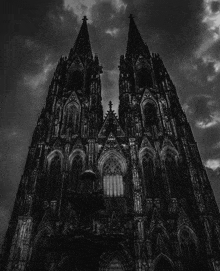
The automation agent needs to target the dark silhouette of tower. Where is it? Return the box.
[1,15,220,271]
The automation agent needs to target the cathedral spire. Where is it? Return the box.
[70,16,93,60]
[126,14,150,60]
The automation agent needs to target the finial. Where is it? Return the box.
[82,16,88,22]
[108,101,113,111]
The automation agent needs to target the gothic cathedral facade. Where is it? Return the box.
[1,16,220,271]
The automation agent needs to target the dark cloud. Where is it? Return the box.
[122,0,203,55]
[186,95,213,120]
[211,1,220,13]
[206,168,220,207]
[90,2,128,71]
[184,95,220,162]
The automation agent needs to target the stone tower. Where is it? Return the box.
[1,15,220,271]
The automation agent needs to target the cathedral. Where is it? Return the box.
[1,15,220,271]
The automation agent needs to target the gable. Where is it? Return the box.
[65,91,81,108]
[98,110,125,138]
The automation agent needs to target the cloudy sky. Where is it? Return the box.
[1,0,220,246]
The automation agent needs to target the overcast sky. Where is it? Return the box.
[1,0,220,246]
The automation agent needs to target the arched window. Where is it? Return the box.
[136,68,153,88]
[142,155,154,197]
[135,56,153,88]
[143,102,158,127]
[178,227,205,271]
[179,228,197,257]
[107,259,124,271]
[70,155,83,191]
[164,154,179,197]
[67,70,84,91]
[62,102,80,136]
[154,256,173,271]
[47,155,62,200]
[103,157,124,197]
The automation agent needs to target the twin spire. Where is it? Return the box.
[71,15,150,60]
[71,16,93,60]
[126,14,151,59]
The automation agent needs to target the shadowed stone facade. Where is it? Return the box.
[1,15,220,271]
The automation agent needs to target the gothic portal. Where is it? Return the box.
[1,15,220,271]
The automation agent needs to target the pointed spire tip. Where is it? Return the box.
[69,15,92,60]
[126,13,151,59]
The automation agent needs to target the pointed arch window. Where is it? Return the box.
[179,227,198,257]
[178,227,204,271]
[67,68,84,91]
[179,228,197,257]
[103,158,124,197]
[143,102,158,127]
[70,155,83,191]
[136,68,153,88]
[142,155,154,197]
[135,56,153,88]
[164,154,179,197]
[47,155,62,200]
[62,101,80,136]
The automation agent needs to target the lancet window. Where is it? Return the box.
[62,101,80,136]
[67,70,84,91]
[179,228,197,257]
[142,154,154,197]
[47,154,62,200]
[135,56,153,88]
[178,227,201,271]
[136,68,153,88]
[70,155,83,191]
[143,102,158,127]
[103,158,124,197]
[164,153,179,197]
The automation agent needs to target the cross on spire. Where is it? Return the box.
[109,101,113,111]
